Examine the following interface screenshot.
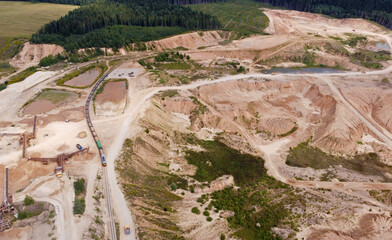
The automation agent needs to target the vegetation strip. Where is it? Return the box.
[57,63,107,89]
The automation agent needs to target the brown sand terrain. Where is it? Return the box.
[308,214,392,240]
[146,30,229,50]
[64,68,100,87]
[10,42,64,68]
[95,81,127,116]
[263,9,383,36]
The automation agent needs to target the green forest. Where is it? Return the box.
[31,0,221,51]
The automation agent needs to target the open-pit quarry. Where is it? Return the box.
[0,8,392,240]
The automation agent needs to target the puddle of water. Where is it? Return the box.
[65,69,100,87]
[23,100,57,115]
[367,42,391,52]
[263,67,344,74]
[96,81,126,103]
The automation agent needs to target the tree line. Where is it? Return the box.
[255,0,392,29]
[31,1,221,51]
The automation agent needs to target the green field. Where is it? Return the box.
[0,1,77,38]
[190,0,269,37]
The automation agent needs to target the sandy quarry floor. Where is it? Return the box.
[0,7,391,240]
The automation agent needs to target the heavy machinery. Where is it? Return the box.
[124,225,131,235]
[0,168,13,232]
[28,148,89,178]
[19,116,37,159]
[55,166,64,178]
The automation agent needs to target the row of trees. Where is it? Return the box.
[255,0,392,29]
[34,25,185,51]
[31,1,221,50]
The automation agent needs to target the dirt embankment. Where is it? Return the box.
[10,42,64,69]
[308,213,392,240]
[305,84,369,153]
[341,86,392,134]
[263,9,383,36]
[147,31,230,50]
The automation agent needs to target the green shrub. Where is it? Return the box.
[24,195,35,206]
[237,66,245,73]
[39,55,59,67]
[191,207,200,214]
[74,178,85,196]
[203,211,210,216]
[8,66,37,84]
[73,198,86,215]
[220,234,226,240]
[18,210,42,220]
[185,138,266,185]
[206,216,213,221]
[170,183,178,191]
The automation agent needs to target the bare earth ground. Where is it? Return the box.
[0,8,392,240]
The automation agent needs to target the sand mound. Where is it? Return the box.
[10,42,64,68]
[263,9,383,36]
[308,214,392,240]
[77,131,87,139]
[147,31,228,50]
[341,86,392,134]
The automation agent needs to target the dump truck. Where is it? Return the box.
[124,225,131,235]
[55,166,64,178]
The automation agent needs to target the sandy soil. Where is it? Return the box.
[10,42,64,69]
[146,31,228,50]
[95,81,127,116]
[263,9,384,36]
[64,68,100,87]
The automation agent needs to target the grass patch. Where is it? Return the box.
[156,62,191,70]
[278,125,298,138]
[190,0,270,38]
[190,96,207,115]
[24,195,35,206]
[73,198,85,215]
[22,88,76,108]
[350,50,390,69]
[0,1,77,38]
[184,137,266,186]
[160,90,178,99]
[18,210,43,220]
[73,178,86,215]
[341,34,367,47]
[0,37,25,61]
[286,140,392,179]
[74,178,85,196]
[183,136,302,239]
[57,63,107,88]
[35,89,74,104]
[211,184,293,240]
[8,66,38,85]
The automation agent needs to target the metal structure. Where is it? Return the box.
[20,116,37,159]
[0,168,13,232]
[28,148,89,177]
